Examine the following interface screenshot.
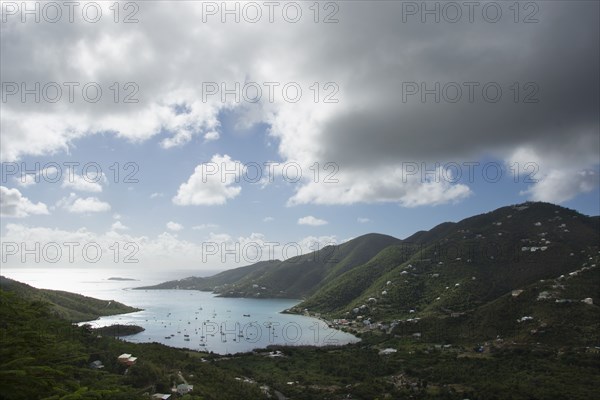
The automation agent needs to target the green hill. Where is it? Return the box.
[136,233,401,299]
[0,276,140,322]
[298,202,599,320]
[139,202,599,348]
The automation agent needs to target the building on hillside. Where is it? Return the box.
[152,394,171,400]
[177,384,194,395]
[117,353,138,366]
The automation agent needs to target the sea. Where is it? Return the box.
[2,268,359,355]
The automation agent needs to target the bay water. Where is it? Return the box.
[2,268,358,354]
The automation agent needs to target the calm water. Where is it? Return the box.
[3,268,358,354]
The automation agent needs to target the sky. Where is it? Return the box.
[0,1,598,275]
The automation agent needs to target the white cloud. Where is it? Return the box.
[0,222,341,270]
[166,221,184,231]
[289,166,471,207]
[395,180,472,208]
[521,170,598,204]
[0,186,49,218]
[357,217,371,223]
[150,192,164,199]
[13,174,38,188]
[263,217,274,222]
[509,146,599,204]
[173,154,242,206]
[57,193,111,213]
[61,173,105,192]
[298,216,328,226]
[204,131,220,142]
[111,221,129,231]
[297,235,338,255]
[12,166,60,188]
[191,224,218,230]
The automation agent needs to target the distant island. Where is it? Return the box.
[107,277,139,281]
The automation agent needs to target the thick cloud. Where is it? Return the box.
[1,1,598,205]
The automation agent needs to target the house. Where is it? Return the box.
[89,360,104,369]
[379,348,397,355]
[177,384,194,395]
[117,353,137,366]
[152,394,171,400]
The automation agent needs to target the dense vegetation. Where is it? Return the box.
[0,289,266,399]
[299,202,599,318]
[93,324,145,337]
[2,287,599,400]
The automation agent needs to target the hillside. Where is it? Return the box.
[0,276,140,322]
[298,202,599,320]
[291,202,599,348]
[136,233,401,298]
[0,287,271,400]
[138,201,599,348]
[3,283,599,400]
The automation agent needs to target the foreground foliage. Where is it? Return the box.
[1,287,599,400]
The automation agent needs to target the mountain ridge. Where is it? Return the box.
[135,232,401,298]
[137,202,599,336]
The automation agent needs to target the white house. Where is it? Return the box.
[177,384,194,395]
[117,353,137,366]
